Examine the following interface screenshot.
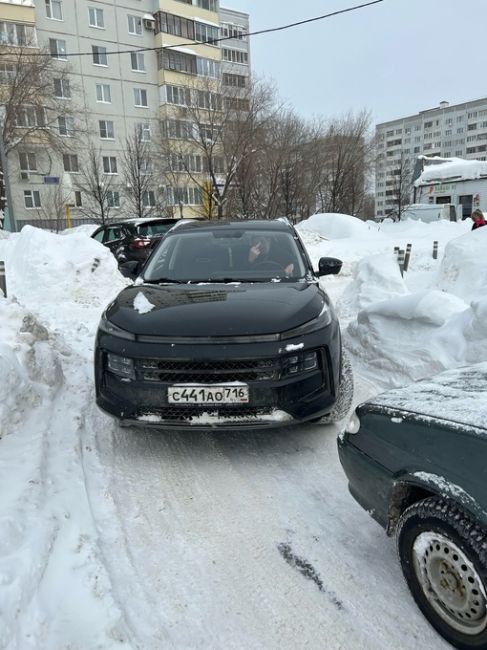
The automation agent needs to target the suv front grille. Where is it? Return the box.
[133,350,319,384]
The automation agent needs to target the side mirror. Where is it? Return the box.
[119,260,141,280]
[317,257,342,277]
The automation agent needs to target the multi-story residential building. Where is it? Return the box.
[375,97,487,216]
[220,6,250,103]
[0,0,250,229]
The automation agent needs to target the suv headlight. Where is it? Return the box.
[98,312,136,341]
[280,302,332,340]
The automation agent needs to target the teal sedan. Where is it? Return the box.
[338,363,487,650]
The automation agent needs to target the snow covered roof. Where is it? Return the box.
[415,156,487,186]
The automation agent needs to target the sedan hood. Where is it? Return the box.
[106,282,325,337]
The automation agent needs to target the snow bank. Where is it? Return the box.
[297,212,376,239]
[436,225,487,302]
[345,226,487,386]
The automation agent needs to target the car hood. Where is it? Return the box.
[106,282,326,337]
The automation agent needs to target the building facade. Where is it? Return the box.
[375,97,487,216]
[0,0,250,228]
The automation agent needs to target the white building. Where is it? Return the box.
[0,0,250,228]
[414,156,487,219]
[376,97,487,217]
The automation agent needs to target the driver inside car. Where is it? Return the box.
[248,235,294,275]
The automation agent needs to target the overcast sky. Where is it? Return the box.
[224,0,486,127]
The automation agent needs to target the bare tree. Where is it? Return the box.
[315,110,372,216]
[122,126,159,219]
[386,151,414,220]
[34,182,72,231]
[74,144,118,225]
[161,76,276,219]
[0,44,78,214]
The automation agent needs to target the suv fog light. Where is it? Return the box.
[107,353,135,380]
[303,352,318,371]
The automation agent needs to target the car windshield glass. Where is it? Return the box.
[143,230,307,282]
[137,223,174,237]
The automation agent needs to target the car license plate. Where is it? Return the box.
[168,384,249,404]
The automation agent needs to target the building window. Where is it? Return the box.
[195,22,219,44]
[107,190,120,207]
[196,57,219,78]
[63,153,79,172]
[0,63,16,84]
[222,48,248,64]
[134,88,148,107]
[74,190,82,207]
[171,186,203,205]
[45,0,63,20]
[89,7,104,28]
[49,38,67,59]
[16,107,46,127]
[96,83,111,103]
[103,156,117,174]
[131,52,145,72]
[194,0,218,10]
[165,85,191,106]
[158,50,197,74]
[99,119,114,139]
[24,190,41,208]
[54,78,70,98]
[92,45,107,66]
[19,152,37,171]
[58,115,74,136]
[142,190,156,207]
[137,122,151,141]
[222,73,246,88]
[221,23,245,40]
[128,15,143,35]
[155,12,194,39]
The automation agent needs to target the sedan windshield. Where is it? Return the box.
[143,230,307,282]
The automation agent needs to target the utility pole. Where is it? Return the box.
[0,107,17,233]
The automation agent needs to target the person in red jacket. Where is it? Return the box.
[471,209,487,230]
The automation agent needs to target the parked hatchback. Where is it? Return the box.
[91,218,182,264]
[95,219,353,429]
[338,363,487,649]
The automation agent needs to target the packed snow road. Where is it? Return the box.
[82,378,448,650]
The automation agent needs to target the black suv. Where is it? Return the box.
[91,218,181,264]
[94,219,353,428]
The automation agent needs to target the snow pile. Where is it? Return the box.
[297,212,375,239]
[345,225,487,386]
[415,156,487,185]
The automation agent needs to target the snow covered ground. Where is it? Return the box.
[0,214,485,649]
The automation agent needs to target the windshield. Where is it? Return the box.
[143,229,307,283]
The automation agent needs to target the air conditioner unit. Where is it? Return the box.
[143,18,155,30]
[20,171,30,181]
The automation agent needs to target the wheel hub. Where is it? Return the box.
[413,532,487,635]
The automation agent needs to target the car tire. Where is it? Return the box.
[319,350,354,423]
[397,496,487,649]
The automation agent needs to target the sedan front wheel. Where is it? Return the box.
[397,496,487,649]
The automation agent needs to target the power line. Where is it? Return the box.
[0,0,384,58]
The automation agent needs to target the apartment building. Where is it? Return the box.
[0,0,250,228]
[375,97,487,216]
